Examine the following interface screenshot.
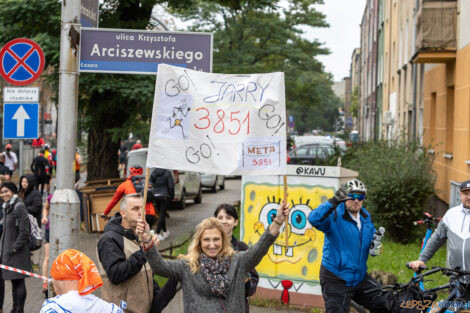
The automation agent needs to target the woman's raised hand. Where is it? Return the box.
[268,197,291,235]
[274,197,291,224]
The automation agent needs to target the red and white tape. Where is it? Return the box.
[0,264,51,282]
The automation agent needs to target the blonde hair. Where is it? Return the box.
[178,217,235,273]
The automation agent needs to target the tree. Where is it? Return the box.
[349,86,359,118]
[171,0,339,134]
[0,0,170,179]
[0,0,340,179]
[342,140,436,243]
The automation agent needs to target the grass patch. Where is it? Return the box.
[367,238,448,290]
[154,233,192,286]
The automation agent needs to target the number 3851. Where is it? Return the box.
[252,159,272,166]
[194,107,250,136]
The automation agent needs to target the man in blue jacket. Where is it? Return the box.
[308,179,387,313]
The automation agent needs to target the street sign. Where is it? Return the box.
[3,87,39,102]
[288,115,294,128]
[3,103,39,139]
[346,116,353,127]
[81,0,99,27]
[0,38,45,86]
[80,28,213,74]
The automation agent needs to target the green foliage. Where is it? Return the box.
[342,140,436,243]
[349,86,359,118]
[0,0,61,92]
[172,0,339,132]
[367,239,447,287]
[0,0,340,178]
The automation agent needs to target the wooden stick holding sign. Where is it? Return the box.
[283,175,289,248]
[140,167,151,242]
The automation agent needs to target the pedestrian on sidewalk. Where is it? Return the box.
[97,193,178,313]
[43,144,53,194]
[118,141,128,178]
[136,198,291,313]
[40,249,124,313]
[74,148,82,187]
[0,182,31,313]
[0,155,10,182]
[131,140,142,151]
[30,149,50,194]
[102,165,157,228]
[18,175,42,227]
[149,168,174,240]
[3,145,17,179]
[18,174,43,272]
[214,204,259,313]
[41,194,52,298]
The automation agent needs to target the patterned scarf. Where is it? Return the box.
[199,254,231,298]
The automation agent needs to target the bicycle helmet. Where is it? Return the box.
[346,179,367,194]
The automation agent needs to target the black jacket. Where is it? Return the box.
[232,235,259,313]
[149,168,174,199]
[18,175,42,226]
[30,155,50,177]
[97,214,148,285]
[0,162,9,176]
[0,196,31,280]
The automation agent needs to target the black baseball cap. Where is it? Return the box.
[461,180,470,191]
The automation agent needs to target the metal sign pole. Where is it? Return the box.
[19,140,23,177]
[49,0,81,269]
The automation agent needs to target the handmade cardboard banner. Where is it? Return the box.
[147,64,286,175]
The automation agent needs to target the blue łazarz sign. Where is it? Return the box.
[3,103,39,139]
[80,28,213,74]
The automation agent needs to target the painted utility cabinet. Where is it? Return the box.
[240,164,358,308]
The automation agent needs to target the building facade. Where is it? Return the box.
[354,0,468,208]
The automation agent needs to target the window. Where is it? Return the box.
[446,86,454,153]
[430,92,437,141]
[293,146,309,157]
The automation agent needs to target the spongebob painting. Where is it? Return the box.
[241,177,336,304]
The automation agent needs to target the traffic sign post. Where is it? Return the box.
[3,103,39,139]
[0,38,45,86]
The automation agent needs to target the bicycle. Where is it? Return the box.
[413,212,442,290]
[365,264,470,313]
[424,266,470,313]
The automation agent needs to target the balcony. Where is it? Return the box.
[413,0,457,63]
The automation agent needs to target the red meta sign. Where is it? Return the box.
[0,38,45,86]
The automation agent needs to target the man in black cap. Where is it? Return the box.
[409,180,470,280]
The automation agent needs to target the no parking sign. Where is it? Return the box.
[0,38,45,86]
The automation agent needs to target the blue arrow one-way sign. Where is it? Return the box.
[3,103,38,139]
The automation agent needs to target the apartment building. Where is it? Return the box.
[359,0,379,141]
[417,0,468,207]
[355,0,469,208]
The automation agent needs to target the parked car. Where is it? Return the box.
[126,148,202,210]
[201,173,225,192]
[333,138,347,151]
[287,144,335,165]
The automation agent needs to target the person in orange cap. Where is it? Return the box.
[40,249,123,313]
[102,165,157,228]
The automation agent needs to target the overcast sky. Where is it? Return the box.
[301,0,365,82]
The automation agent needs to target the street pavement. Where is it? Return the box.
[2,178,309,312]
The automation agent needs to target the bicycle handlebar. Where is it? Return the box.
[432,266,470,277]
[413,212,442,226]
